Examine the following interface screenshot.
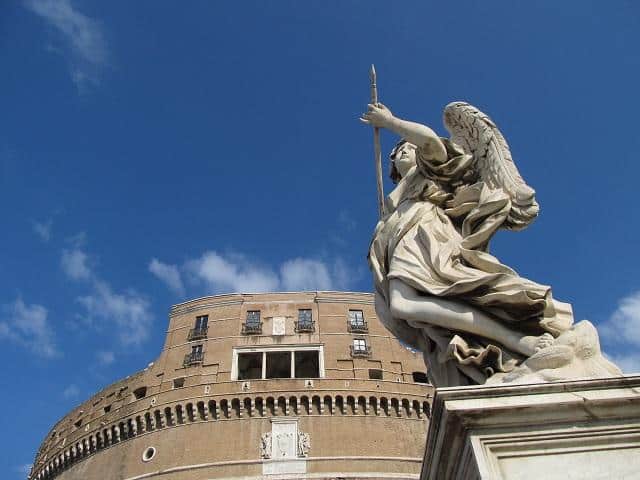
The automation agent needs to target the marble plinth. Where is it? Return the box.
[421,376,640,480]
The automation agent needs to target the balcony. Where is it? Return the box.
[347,321,368,333]
[183,351,204,367]
[242,322,263,335]
[187,326,208,341]
[295,320,315,333]
[350,345,372,358]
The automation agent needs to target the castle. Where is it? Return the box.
[30,291,432,479]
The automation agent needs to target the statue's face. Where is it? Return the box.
[391,142,416,179]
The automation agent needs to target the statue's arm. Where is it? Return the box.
[361,103,447,163]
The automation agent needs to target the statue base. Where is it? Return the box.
[420,375,640,480]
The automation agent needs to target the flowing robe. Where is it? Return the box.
[368,139,573,386]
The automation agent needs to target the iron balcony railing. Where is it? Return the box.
[350,345,372,357]
[295,320,315,333]
[183,351,204,367]
[187,326,208,341]
[347,320,368,333]
[242,322,263,335]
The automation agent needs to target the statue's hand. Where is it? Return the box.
[360,103,393,129]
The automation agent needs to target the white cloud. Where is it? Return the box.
[60,243,154,348]
[0,298,58,358]
[96,350,115,366]
[606,352,640,374]
[77,281,152,346]
[61,248,92,280]
[25,0,109,91]
[62,384,80,399]
[600,290,640,347]
[149,258,185,296]
[186,251,280,294]
[32,219,53,242]
[182,251,355,294]
[281,258,332,291]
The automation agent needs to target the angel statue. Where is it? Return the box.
[362,101,622,387]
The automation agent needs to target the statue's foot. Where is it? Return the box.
[517,333,554,357]
[489,321,623,385]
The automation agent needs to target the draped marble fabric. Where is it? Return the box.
[368,139,574,386]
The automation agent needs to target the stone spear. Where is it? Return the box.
[370,65,385,218]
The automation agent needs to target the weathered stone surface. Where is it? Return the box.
[421,375,640,480]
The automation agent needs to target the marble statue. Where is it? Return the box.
[362,101,622,387]
[260,432,271,459]
[297,431,310,457]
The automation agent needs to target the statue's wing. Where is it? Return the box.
[443,101,539,230]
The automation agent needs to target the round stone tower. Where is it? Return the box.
[30,291,432,480]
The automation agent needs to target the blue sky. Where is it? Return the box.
[2,0,640,477]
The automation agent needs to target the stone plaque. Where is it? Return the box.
[272,316,286,336]
[263,419,306,475]
[272,420,296,458]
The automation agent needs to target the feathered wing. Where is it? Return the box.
[443,101,539,230]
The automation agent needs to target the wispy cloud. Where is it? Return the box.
[338,209,357,231]
[158,250,358,295]
[601,290,640,347]
[24,0,109,92]
[281,258,333,291]
[61,248,92,280]
[606,352,640,374]
[599,289,640,373]
[62,383,80,399]
[32,218,53,242]
[77,281,152,346]
[186,252,280,293]
[0,298,58,358]
[61,241,153,348]
[149,258,185,296]
[96,350,115,366]
[329,209,359,247]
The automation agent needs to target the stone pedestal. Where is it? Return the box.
[421,376,640,480]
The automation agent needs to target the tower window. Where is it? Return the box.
[295,309,315,332]
[233,347,323,380]
[189,315,209,340]
[184,344,204,366]
[350,338,370,357]
[348,310,368,332]
[412,371,428,384]
[353,338,366,351]
[195,315,208,330]
[294,350,320,378]
[242,310,262,334]
[133,387,147,399]
[173,377,185,389]
[238,352,263,380]
[265,351,292,378]
[246,310,261,325]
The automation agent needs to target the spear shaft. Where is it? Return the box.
[370,65,385,218]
